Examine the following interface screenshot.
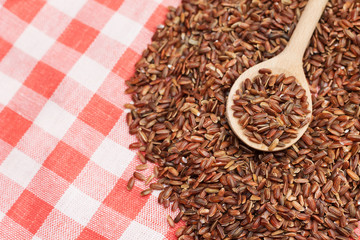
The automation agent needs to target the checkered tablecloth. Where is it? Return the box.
[0,0,182,239]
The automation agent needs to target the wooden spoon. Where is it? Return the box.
[226,0,328,152]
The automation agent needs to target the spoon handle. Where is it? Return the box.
[282,0,328,64]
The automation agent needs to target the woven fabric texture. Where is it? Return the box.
[0,0,181,239]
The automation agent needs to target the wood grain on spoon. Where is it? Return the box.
[226,0,329,152]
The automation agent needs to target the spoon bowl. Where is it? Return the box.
[226,0,328,152]
[226,54,312,152]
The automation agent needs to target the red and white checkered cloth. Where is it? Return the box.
[0,1,359,240]
[0,0,183,239]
